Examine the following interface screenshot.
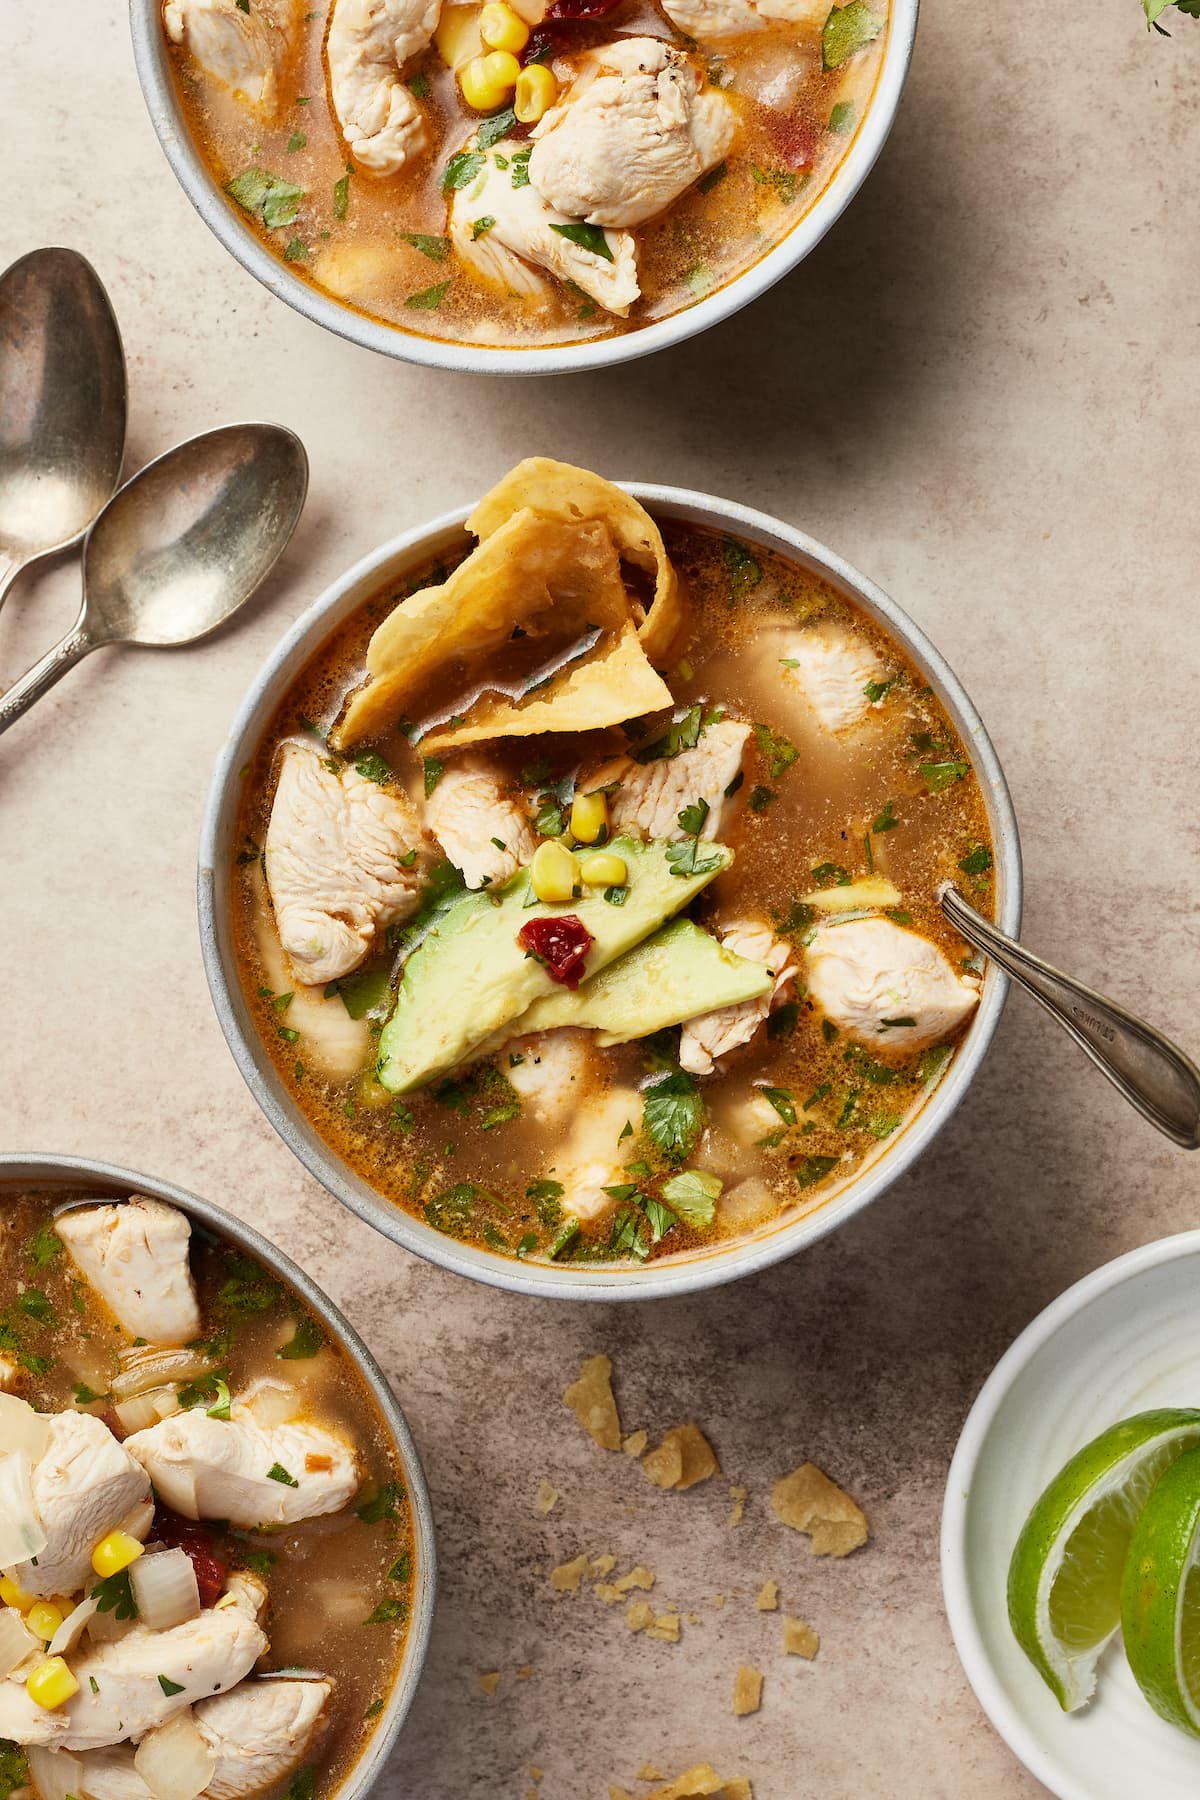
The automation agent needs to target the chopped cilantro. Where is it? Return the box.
[365,1596,408,1623]
[868,1114,902,1139]
[917,1044,954,1083]
[20,1290,56,1325]
[278,1316,323,1360]
[604,884,628,905]
[751,164,798,204]
[871,799,899,833]
[642,1070,704,1160]
[157,1675,186,1697]
[678,797,710,836]
[442,150,485,193]
[480,1102,520,1131]
[267,1463,299,1488]
[829,99,856,132]
[28,1222,62,1268]
[666,837,724,878]
[92,1571,137,1619]
[633,702,704,762]
[919,759,969,793]
[333,172,350,218]
[810,861,851,887]
[822,1018,839,1044]
[72,1382,105,1405]
[471,215,497,240]
[767,1001,799,1040]
[959,842,993,877]
[796,1154,840,1187]
[388,1552,412,1583]
[549,221,613,261]
[885,908,913,924]
[364,1697,385,1719]
[284,1772,315,1800]
[409,70,431,96]
[722,535,762,599]
[822,0,883,69]
[864,673,897,703]
[239,1549,277,1576]
[660,1168,721,1227]
[803,1080,832,1110]
[287,130,306,152]
[698,160,728,193]
[760,1086,797,1125]
[478,104,518,149]
[402,232,450,261]
[226,168,305,230]
[406,280,450,310]
[423,758,445,796]
[547,1217,581,1259]
[749,784,776,812]
[357,1480,406,1522]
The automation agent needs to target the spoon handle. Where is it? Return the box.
[0,550,23,613]
[0,618,95,737]
[939,882,1200,1149]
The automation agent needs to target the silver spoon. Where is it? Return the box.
[0,422,308,736]
[0,246,127,610]
[939,882,1200,1150]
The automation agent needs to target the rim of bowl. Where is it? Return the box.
[129,0,919,377]
[0,1151,437,1798]
[940,1228,1200,1800]
[198,483,1023,1301]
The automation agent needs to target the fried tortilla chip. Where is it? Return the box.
[466,457,684,662]
[535,1478,558,1514]
[782,1617,819,1659]
[643,1424,720,1492]
[643,1768,724,1800]
[771,1462,868,1557]
[334,510,670,749]
[728,1485,747,1527]
[732,1666,763,1717]
[550,1553,593,1592]
[755,1580,778,1612]
[564,1352,622,1450]
[623,1430,648,1458]
[478,1671,501,1695]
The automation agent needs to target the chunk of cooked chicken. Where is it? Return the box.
[76,1679,332,1800]
[679,920,796,1074]
[530,39,735,228]
[425,756,537,890]
[503,1029,596,1126]
[12,1413,151,1599]
[249,865,372,1081]
[327,0,439,173]
[265,741,427,986]
[163,0,300,116]
[585,719,750,842]
[660,0,825,37]
[448,141,640,315]
[777,620,886,734]
[547,1086,641,1222]
[56,1199,202,1347]
[0,1591,267,1752]
[124,1409,358,1529]
[805,916,980,1051]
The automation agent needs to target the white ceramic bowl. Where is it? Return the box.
[942,1231,1200,1800]
[198,484,1021,1299]
[129,0,919,376]
[0,1152,436,1799]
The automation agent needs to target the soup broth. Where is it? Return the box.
[0,1185,415,1800]
[164,0,889,350]
[231,489,996,1272]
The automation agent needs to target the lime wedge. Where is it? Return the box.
[1007,1409,1200,1710]
[1121,1445,1200,1735]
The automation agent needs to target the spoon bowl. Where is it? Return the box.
[0,422,308,735]
[0,247,126,601]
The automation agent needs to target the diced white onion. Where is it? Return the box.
[0,1393,51,1461]
[112,1347,214,1403]
[129,1546,200,1631]
[47,1593,98,1658]
[117,1497,156,1542]
[235,1378,299,1430]
[0,1449,47,1568]
[85,1596,135,1644]
[0,1605,39,1678]
[114,1384,184,1435]
[133,1709,216,1800]
[25,1746,84,1800]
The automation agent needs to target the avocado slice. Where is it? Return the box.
[511,918,772,1045]
[377,834,732,1092]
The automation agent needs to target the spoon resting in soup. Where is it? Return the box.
[230,459,996,1270]
[0,1190,415,1800]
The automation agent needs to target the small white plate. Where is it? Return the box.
[942,1231,1200,1800]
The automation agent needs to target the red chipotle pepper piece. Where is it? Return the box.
[154,1506,228,1609]
[517,914,594,989]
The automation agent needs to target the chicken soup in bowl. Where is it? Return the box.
[131,0,918,371]
[200,461,1020,1297]
[0,1156,434,1800]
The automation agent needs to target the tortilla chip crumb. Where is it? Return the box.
[646,1611,681,1643]
[478,1671,501,1696]
[687,1611,702,1625]
[712,1593,726,1608]
[516,1664,532,1680]
[732,1666,763,1717]
[721,1783,753,1799]
[625,1599,656,1632]
[591,1554,617,1579]
[624,1430,649,1457]
[530,1769,544,1782]
[782,1617,820,1659]
[595,1583,624,1606]
[536,1478,559,1513]
[564,1353,622,1450]
[616,1565,655,1594]
[551,1553,593,1592]
[771,1463,868,1557]
[524,1791,538,1800]
[609,1789,635,1800]
[755,1580,779,1612]
[644,1425,720,1492]
[643,1766,724,1798]
[728,1485,747,1527]
[638,1764,665,1781]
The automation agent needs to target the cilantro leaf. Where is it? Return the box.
[722,536,762,599]
[753,721,797,778]
[365,1596,408,1623]
[677,797,710,836]
[660,1168,722,1227]
[478,105,518,149]
[357,1479,407,1522]
[406,280,450,311]
[267,1462,299,1487]
[822,0,884,69]
[549,222,613,262]
[759,1086,797,1125]
[226,168,305,230]
[28,1223,63,1268]
[633,702,704,762]
[93,1571,138,1619]
[403,232,450,261]
[277,1316,323,1360]
[958,842,993,877]
[919,759,969,793]
[442,150,485,193]
[642,1070,705,1160]
[796,1154,840,1187]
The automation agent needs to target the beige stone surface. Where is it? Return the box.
[3,3,1198,1796]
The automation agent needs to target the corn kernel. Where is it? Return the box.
[460,49,520,111]
[26,1602,64,1644]
[435,2,484,68]
[530,839,579,904]
[91,1530,145,1579]
[480,2,529,52]
[0,1576,34,1612]
[569,789,609,844]
[514,62,557,124]
[26,1656,79,1711]
[580,852,627,887]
